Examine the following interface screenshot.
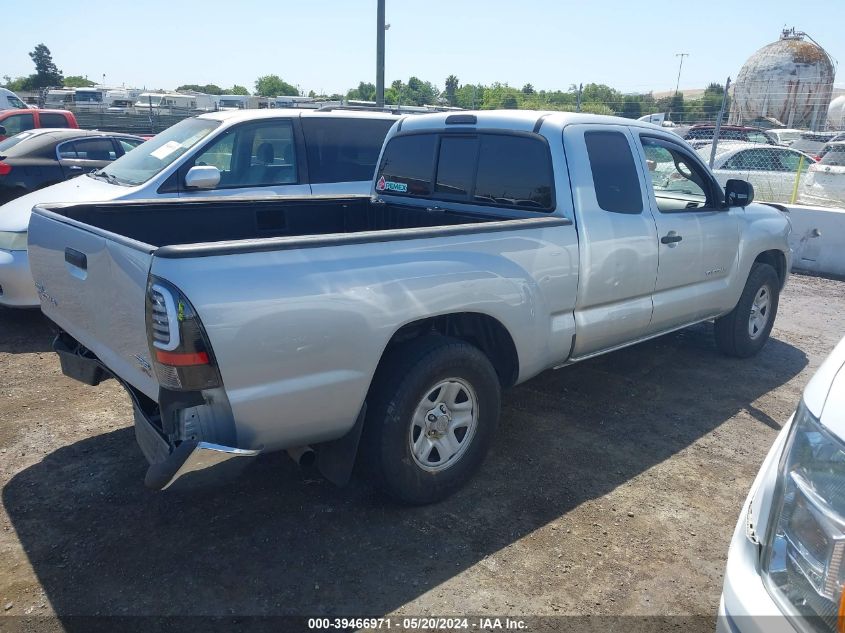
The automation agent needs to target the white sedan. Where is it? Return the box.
[799,142,845,207]
[696,142,816,204]
[719,335,845,633]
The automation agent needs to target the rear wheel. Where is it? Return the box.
[714,263,780,358]
[362,336,501,505]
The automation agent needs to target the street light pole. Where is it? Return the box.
[376,0,385,108]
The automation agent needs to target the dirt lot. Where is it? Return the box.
[1,273,844,631]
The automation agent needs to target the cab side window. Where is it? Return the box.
[584,131,642,214]
[640,136,712,213]
[39,113,70,128]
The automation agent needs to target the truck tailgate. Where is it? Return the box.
[28,210,159,399]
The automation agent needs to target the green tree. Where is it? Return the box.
[254,75,298,97]
[522,83,535,95]
[29,43,63,88]
[444,75,459,106]
[347,81,376,102]
[226,85,250,95]
[669,92,685,122]
[4,76,33,91]
[63,75,96,88]
[176,84,223,95]
[621,95,642,119]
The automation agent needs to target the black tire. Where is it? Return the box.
[361,335,501,505]
[714,263,780,358]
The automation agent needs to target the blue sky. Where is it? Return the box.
[4,1,843,94]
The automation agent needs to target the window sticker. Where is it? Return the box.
[376,175,408,193]
[150,140,183,161]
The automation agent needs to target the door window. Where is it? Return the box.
[192,120,297,187]
[640,136,711,212]
[1,113,35,136]
[58,138,118,161]
[723,149,783,172]
[584,131,643,214]
[39,112,71,128]
[777,150,812,172]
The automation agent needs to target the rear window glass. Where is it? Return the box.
[377,133,437,196]
[584,131,643,214]
[820,146,845,166]
[435,136,478,197]
[473,135,553,210]
[302,117,395,183]
[0,130,40,155]
[39,113,70,128]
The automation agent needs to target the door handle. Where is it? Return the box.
[68,165,83,171]
[661,232,683,245]
[65,247,87,270]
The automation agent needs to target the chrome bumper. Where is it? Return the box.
[133,401,260,490]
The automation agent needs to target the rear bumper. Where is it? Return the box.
[0,248,39,307]
[133,401,260,490]
[53,332,260,490]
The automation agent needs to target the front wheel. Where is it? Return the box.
[362,336,501,505]
[714,263,780,358]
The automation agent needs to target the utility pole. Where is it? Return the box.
[575,83,583,112]
[674,52,689,95]
[376,0,385,108]
[708,76,731,169]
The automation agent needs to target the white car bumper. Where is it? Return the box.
[0,248,39,307]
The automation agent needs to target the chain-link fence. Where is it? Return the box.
[692,128,845,209]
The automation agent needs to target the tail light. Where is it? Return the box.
[145,277,221,391]
[0,162,11,176]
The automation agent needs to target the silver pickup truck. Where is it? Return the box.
[28,111,792,504]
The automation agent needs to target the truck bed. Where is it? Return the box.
[38,196,503,249]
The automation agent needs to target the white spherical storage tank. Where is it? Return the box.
[828,95,845,130]
[729,29,835,130]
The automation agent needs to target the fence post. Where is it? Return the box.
[790,155,805,204]
[709,76,731,169]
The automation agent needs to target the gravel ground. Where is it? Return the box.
[1,273,844,632]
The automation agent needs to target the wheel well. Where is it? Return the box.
[754,250,787,287]
[384,313,519,387]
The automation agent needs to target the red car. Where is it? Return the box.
[0,109,79,140]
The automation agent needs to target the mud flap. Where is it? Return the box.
[317,403,367,487]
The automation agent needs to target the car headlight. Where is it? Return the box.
[0,231,27,251]
[763,401,845,632]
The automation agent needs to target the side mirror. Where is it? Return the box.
[184,165,220,190]
[725,179,754,207]
[0,125,6,136]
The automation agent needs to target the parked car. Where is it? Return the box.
[0,109,78,140]
[766,128,804,147]
[798,141,845,207]
[0,129,145,205]
[790,131,844,161]
[694,142,816,203]
[0,88,29,111]
[718,335,845,633]
[0,108,398,306]
[27,110,791,504]
[684,124,778,146]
